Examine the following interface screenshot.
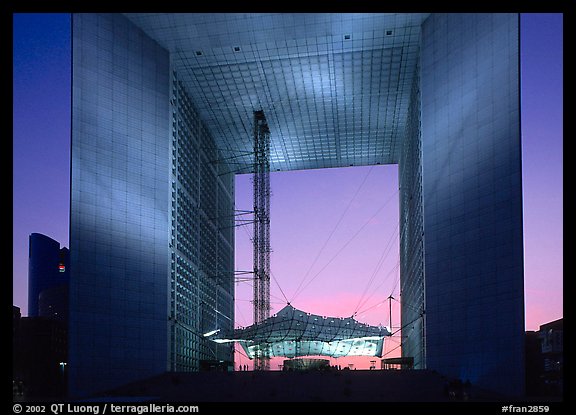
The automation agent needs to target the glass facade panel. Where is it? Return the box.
[168,71,235,372]
[420,13,524,396]
[70,13,172,397]
[399,56,425,369]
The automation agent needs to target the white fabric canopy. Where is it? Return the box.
[212,304,390,359]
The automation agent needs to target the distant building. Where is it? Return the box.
[13,233,70,398]
[28,233,70,324]
[525,330,544,396]
[13,313,68,398]
[539,318,563,395]
[525,318,563,397]
[13,306,21,335]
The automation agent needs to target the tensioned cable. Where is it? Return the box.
[391,312,423,337]
[234,345,251,361]
[354,267,400,317]
[376,313,423,359]
[353,223,400,315]
[235,299,285,305]
[291,189,398,302]
[355,299,387,319]
[359,261,400,316]
[236,192,289,305]
[289,165,376,304]
[271,270,289,304]
[237,280,287,305]
[291,187,399,303]
[389,257,402,296]
[235,298,249,327]
[381,342,402,358]
[355,258,400,316]
[386,335,402,345]
[399,298,424,314]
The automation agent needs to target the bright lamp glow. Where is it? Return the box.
[203,329,221,337]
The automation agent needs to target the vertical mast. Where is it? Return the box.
[253,110,271,371]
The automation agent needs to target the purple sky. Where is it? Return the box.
[13,14,563,369]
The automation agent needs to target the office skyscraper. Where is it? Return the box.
[69,13,524,397]
[28,233,70,324]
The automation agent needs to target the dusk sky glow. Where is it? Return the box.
[12,13,562,370]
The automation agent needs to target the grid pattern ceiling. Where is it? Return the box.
[124,13,429,173]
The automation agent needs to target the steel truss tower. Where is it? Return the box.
[252,110,271,371]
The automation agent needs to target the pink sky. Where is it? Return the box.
[234,166,403,369]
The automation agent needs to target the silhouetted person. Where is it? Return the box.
[463,380,471,400]
[448,379,461,400]
[448,379,464,400]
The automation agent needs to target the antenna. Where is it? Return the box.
[388,294,395,331]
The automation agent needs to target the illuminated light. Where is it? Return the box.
[213,338,233,343]
[58,263,65,272]
[203,329,220,337]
